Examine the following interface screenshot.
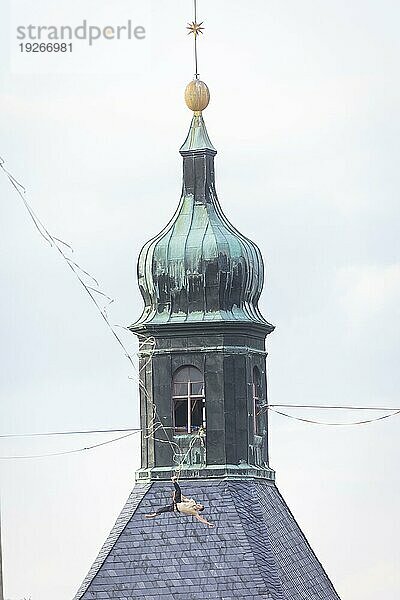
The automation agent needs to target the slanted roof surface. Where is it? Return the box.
[74,480,341,600]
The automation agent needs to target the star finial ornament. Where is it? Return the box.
[187,21,204,37]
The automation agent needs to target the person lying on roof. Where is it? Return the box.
[145,476,214,527]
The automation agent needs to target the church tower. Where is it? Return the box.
[73,9,342,600]
[130,90,275,484]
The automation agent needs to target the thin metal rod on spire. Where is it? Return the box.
[187,0,204,79]
[194,0,199,78]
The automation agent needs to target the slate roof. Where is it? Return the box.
[74,480,341,600]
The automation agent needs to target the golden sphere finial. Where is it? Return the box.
[184,79,210,113]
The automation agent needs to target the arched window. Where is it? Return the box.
[253,366,263,435]
[172,366,205,434]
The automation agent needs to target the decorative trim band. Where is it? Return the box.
[135,464,276,483]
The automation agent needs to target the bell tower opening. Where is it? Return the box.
[252,366,263,436]
[172,365,205,434]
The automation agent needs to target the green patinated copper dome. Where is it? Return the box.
[131,114,273,332]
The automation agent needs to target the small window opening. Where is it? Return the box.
[172,366,205,434]
[253,366,263,435]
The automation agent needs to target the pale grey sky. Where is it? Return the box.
[1,1,399,599]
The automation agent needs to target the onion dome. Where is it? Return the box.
[131,82,273,333]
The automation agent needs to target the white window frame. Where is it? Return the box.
[172,367,205,434]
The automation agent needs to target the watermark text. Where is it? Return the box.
[16,20,146,46]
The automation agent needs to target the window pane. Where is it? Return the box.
[173,365,203,383]
[188,366,202,381]
[173,382,188,397]
[255,398,264,435]
[191,399,204,430]
[174,400,188,430]
[173,366,191,383]
[253,367,262,399]
[190,382,203,395]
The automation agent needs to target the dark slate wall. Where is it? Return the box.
[152,353,173,468]
[138,351,152,469]
[223,353,248,465]
[204,351,225,465]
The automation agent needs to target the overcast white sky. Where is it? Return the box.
[1,1,399,599]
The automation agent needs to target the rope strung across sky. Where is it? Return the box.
[0,155,148,460]
[0,154,196,472]
[1,404,400,440]
[0,427,142,439]
[0,430,141,460]
[1,405,399,460]
[267,407,400,426]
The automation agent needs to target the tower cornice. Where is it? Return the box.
[129,319,274,338]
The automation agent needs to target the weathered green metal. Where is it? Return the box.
[180,113,215,151]
[131,115,273,333]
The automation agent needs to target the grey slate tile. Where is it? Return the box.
[73,479,341,600]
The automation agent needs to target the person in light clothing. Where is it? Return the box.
[145,476,214,527]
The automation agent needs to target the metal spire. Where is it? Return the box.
[186,0,204,79]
